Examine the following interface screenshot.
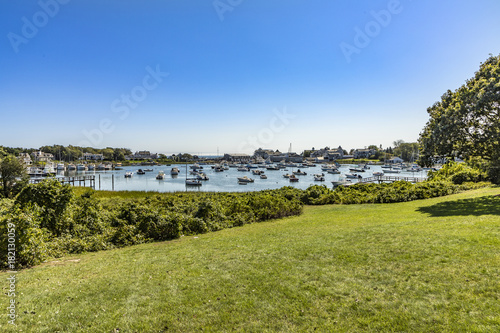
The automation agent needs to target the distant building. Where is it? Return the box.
[311,146,344,161]
[353,149,375,159]
[223,153,251,162]
[18,153,32,165]
[389,157,404,164]
[128,151,159,160]
[82,153,104,161]
[31,151,54,163]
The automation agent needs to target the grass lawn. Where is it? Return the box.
[1,187,500,332]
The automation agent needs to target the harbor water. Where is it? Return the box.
[55,164,428,192]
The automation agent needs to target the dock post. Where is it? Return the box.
[99,174,101,190]
[112,174,114,191]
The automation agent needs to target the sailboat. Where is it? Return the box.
[185,164,202,186]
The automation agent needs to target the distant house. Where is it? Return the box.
[389,157,404,164]
[31,151,54,163]
[18,153,32,165]
[353,149,375,159]
[223,153,251,162]
[311,146,344,161]
[129,151,159,160]
[82,153,104,161]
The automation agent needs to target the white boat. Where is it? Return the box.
[314,175,325,181]
[237,176,254,183]
[156,171,165,180]
[293,169,307,175]
[76,164,87,171]
[124,172,133,178]
[327,169,340,174]
[237,167,249,172]
[266,165,280,170]
[195,173,209,181]
[67,164,76,171]
[56,163,65,171]
[283,173,292,178]
[186,178,202,186]
[97,164,106,170]
[260,174,267,179]
[137,169,146,175]
[87,164,95,171]
[384,169,401,174]
[289,174,299,182]
[171,167,179,175]
[345,173,361,179]
[373,171,384,177]
[252,169,264,175]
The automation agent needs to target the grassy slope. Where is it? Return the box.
[2,187,500,332]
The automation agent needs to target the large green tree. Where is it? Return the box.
[0,155,29,198]
[419,54,500,180]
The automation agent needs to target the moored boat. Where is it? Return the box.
[237,176,254,183]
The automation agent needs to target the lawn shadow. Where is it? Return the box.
[417,195,500,217]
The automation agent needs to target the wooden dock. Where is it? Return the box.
[358,175,427,184]
[29,175,96,189]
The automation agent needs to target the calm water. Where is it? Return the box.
[57,164,428,193]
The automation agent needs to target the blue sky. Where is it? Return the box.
[1,0,500,155]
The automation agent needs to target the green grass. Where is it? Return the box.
[2,187,500,332]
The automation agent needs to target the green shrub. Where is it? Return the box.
[0,204,48,268]
[15,179,74,236]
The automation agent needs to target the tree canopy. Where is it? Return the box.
[0,155,28,198]
[419,54,500,171]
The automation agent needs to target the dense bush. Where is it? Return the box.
[0,181,304,268]
[427,162,487,184]
[0,166,490,269]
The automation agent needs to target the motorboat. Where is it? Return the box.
[314,175,325,181]
[289,175,299,182]
[349,168,365,172]
[345,173,362,179]
[137,169,146,175]
[237,176,254,183]
[171,167,179,175]
[293,169,307,176]
[384,169,401,174]
[57,163,65,171]
[77,164,87,171]
[87,164,95,171]
[124,172,133,178]
[373,171,384,177]
[67,164,76,171]
[237,167,249,172]
[195,173,209,181]
[186,178,202,186]
[144,168,153,172]
[260,174,267,179]
[252,169,264,175]
[266,165,280,170]
[283,173,292,178]
[156,171,165,180]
